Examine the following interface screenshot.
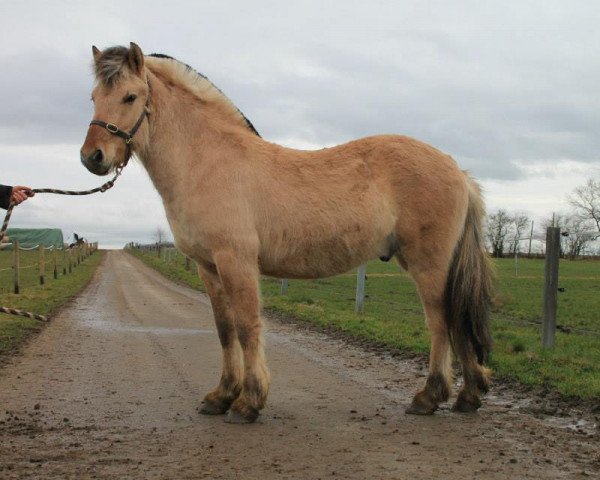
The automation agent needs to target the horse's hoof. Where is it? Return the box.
[405,404,436,415]
[406,390,438,415]
[225,409,259,424]
[225,403,260,424]
[451,393,482,413]
[198,399,228,415]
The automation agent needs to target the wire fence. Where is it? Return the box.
[129,243,600,340]
[0,242,98,295]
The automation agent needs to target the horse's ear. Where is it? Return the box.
[128,42,145,76]
[92,45,101,64]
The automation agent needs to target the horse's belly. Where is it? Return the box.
[258,225,393,279]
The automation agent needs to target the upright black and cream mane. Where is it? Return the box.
[94,47,260,137]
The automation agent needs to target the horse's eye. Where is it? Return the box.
[124,94,137,104]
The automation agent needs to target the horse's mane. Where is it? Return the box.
[94,47,260,137]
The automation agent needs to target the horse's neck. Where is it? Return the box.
[137,73,255,204]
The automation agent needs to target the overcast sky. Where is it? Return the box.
[1,1,599,248]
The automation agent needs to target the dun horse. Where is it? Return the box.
[81,43,493,423]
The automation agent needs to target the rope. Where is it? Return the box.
[0,306,47,322]
[0,167,122,244]
[0,166,124,322]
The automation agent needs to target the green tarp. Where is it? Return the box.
[1,228,64,250]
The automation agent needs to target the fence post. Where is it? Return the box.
[185,256,191,271]
[542,227,560,348]
[68,248,72,273]
[281,279,289,295]
[13,239,20,294]
[355,264,366,314]
[38,244,45,285]
[53,248,58,279]
[62,248,67,275]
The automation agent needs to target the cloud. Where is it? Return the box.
[1,0,599,246]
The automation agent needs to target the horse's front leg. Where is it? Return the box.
[213,249,270,423]
[198,266,244,415]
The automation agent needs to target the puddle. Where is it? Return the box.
[81,319,214,336]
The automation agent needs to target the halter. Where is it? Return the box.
[89,87,151,168]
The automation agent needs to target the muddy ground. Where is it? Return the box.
[0,250,598,479]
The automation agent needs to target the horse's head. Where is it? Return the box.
[80,42,150,176]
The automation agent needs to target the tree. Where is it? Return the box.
[486,209,513,257]
[562,216,597,259]
[569,178,600,234]
[507,213,529,255]
[539,212,598,258]
[154,227,167,246]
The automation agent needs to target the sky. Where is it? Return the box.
[1,1,599,248]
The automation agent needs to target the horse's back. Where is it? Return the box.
[252,134,468,279]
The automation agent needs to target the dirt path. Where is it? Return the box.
[0,251,597,479]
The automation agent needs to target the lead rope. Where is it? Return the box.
[0,164,126,322]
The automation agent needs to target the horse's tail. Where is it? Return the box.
[444,174,493,365]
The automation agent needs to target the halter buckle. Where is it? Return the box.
[106,123,119,134]
[125,136,133,145]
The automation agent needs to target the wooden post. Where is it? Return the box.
[355,264,366,314]
[38,244,45,285]
[53,248,58,279]
[281,279,289,295]
[528,220,534,255]
[185,257,191,271]
[62,248,67,275]
[13,239,20,294]
[542,227,560,348]
[68,248,72,273]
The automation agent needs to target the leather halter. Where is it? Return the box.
[89,90,150,167]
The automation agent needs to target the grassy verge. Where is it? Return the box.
[0,251,104,357]
[128,248,599,399]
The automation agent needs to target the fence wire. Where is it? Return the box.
[0,243,97,295]
[132,246,600,338]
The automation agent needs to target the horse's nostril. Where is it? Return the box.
[91,149,104,164]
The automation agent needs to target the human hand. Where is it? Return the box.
[11,186,34,205]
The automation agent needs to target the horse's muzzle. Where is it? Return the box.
[80,149,111,176]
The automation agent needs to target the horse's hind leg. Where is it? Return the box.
[405,264,453,415]
[212,249,270,424]
[198,266,244,415]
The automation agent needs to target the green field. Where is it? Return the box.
[129,248,600,399]
[0,247,82,294]
[0,249,103,357]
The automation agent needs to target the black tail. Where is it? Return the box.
[444,175,493,365]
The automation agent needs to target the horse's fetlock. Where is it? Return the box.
[452,389,482,413]
[425,372,451,402]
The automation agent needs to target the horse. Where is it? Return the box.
[80,43,493,423]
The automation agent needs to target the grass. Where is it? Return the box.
[0,250,103,357]
[0,247,78,294]
[128,248,600,399]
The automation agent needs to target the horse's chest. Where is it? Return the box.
[163,209,214,264]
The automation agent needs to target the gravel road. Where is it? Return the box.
[0,250,597,479]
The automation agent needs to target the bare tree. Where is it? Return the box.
[486,209,513,258]
[507,213,529,255]
[154,227,167,246]
[562,215,597,259]
[569,178,600,234]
